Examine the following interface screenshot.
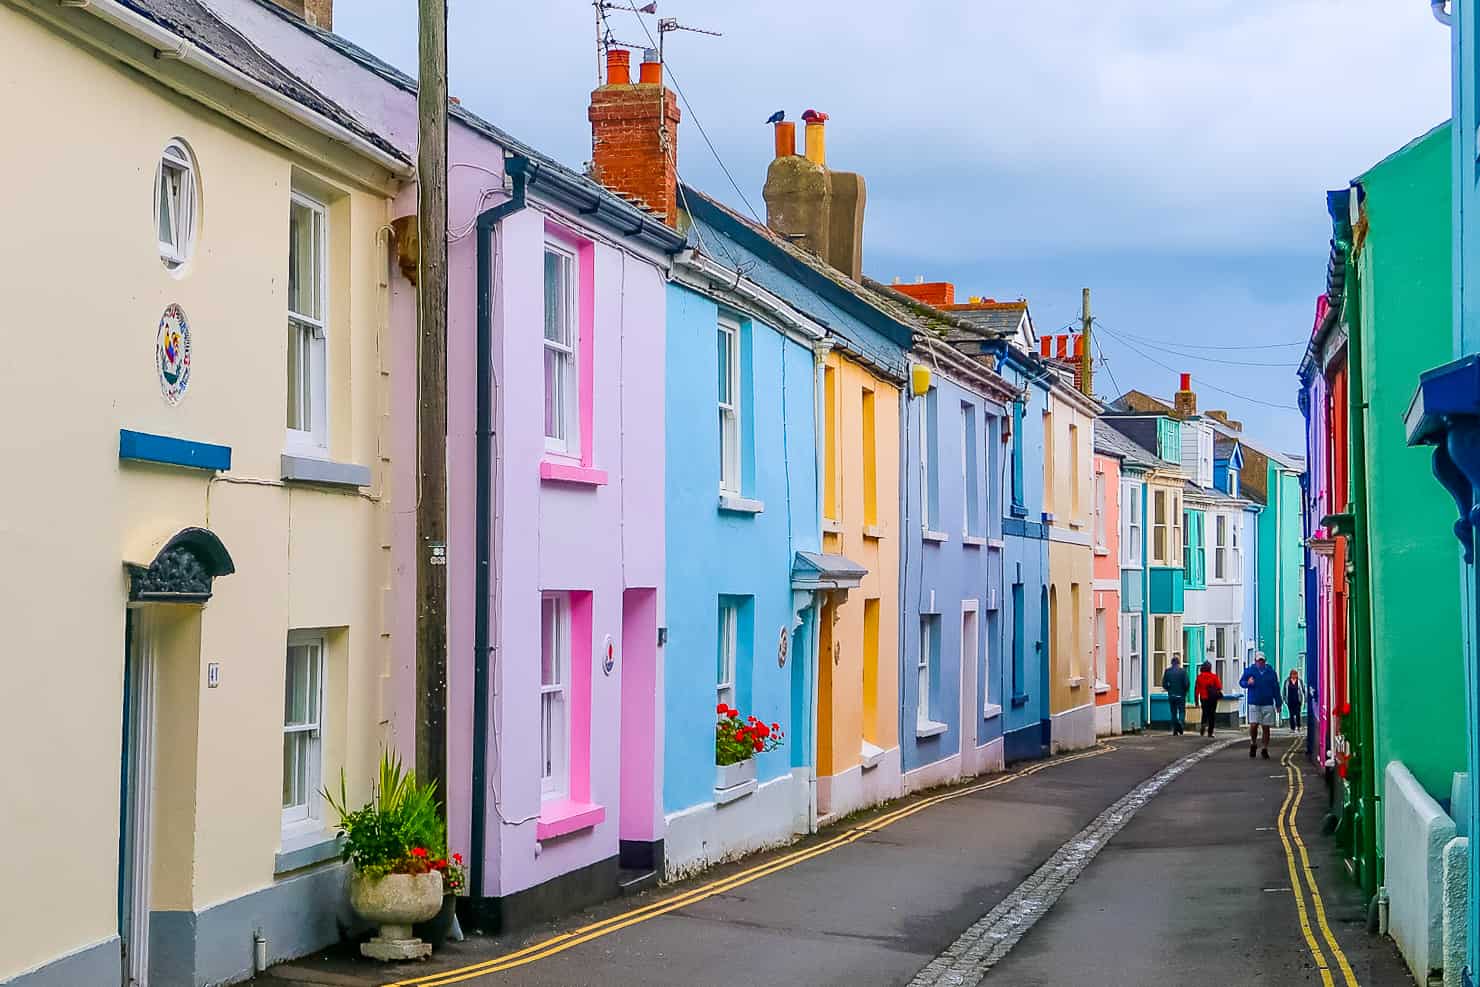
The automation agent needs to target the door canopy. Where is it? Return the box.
[127,526,235,603]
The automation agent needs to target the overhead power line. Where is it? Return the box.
[1094,319,1300,411]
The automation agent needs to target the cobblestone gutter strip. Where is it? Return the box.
[910,738,1240,987]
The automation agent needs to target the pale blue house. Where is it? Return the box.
[892,328,1017,790]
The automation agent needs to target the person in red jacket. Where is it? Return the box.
[1195,661,1223,737]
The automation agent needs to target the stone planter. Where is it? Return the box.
[715,758,757,791]
[348,870,443,961]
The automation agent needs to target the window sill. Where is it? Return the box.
[1010,693,1030,708]
[281,454,371,489]
[1094,682,1111,695]
[988,538,1005,550]
[963,535,987,548]
[718,494,764,515]
[983,703,1003,721]
[274,832,342,875]
[822,518,844,534]
[862,524,886,540]
[714,779,757,805]
[1067,676,1085,689]
[860,740,886,770]
[1093,546,1110,557]
[1068,520,1084,530]
[540,462,609,486]
[922,529,949,544]
[536,799,605,841]
[916,719,948,739]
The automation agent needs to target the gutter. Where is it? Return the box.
[469,154,528,908]
[65,0,413,177]
[521,159,685,256]
[672,248,827,345]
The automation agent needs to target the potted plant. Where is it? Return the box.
[415,852,466,948]
[715,704,784,790]
[325,752,448,961]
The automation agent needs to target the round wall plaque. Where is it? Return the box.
[156,303,192,404]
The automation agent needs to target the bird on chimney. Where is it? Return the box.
[800,109,829,123]
[765,110,785,125]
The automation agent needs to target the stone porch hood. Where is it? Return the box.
[791,551,868,591]
[1405,353,1480,565]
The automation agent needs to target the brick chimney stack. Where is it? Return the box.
[1173,373,1198,418]
[268,0,332,29]
[588,48,682,227]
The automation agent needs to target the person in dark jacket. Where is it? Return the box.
[1285,669,1304,731]
[1195,661,1222,737]
[1241,652,1281,759]
[1161,655,1189,735]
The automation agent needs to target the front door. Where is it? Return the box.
[119,609,157,987]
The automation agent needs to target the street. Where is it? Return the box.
[263,732,1411,987]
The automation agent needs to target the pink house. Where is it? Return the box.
[218,2,686,929]
[1092,449,1122,736]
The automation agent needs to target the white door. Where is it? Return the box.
[120,609,157,987]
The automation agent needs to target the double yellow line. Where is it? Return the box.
[385,744,1116,986]
[1276,737,1358,987]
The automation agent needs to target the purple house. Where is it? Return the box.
[219,0,684,928]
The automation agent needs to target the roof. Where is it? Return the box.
[1095,420,1174,471]
[246,0,676,246]
[119,0,407,164]
[680,187,912,379]
[939,301,1030,337]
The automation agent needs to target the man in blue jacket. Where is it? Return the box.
[1240,652,1280,760]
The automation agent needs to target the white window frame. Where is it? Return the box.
[543,243,579,456]
[917,618,933,729]
[1069,423,1081,519]
[961,404,972,536]
[1214,514,1228,582]
[717,600,738,709]
[1094,606,1108,687]
[156,140,196,269]
[718,316,741,495]
[1122,614,1142,699]
[540,593,571,799]
[282,631,326,838]
[286,190,328,452]
[1122,480,1142,567]
[1231,516,1242,582]
[920,390,934,531]
[1093,471,1107,550]
[1152,488,1168,564]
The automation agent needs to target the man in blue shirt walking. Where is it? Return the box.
[1240,652,1280,760]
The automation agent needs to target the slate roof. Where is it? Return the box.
[1095,420,1173,471]
[939,302,1029,337]
[117,0,407,164]
[1214,436,1239,460]
[246,0,672,240]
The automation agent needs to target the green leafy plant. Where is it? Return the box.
[715,704,785,766]
[324,751,451,880]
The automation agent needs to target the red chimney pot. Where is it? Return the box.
[606,48,631,86]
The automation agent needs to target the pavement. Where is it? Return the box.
[256,731,1414,987]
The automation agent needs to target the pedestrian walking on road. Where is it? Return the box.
[1195,661,1222,737]
[1162,655,1189,736]
[1285,669,1304,731]
[1241,652,1280,759]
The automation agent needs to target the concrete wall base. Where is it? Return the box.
[961,737,1005,778]
[1442,836,1468,987]
[1384,760,1456,985]
[663,773,807,881]
[1050,703,1096,753]
[3,936,119,987]
[472,854,620,937]
[902,752,963,795]
[1003,722,1046,764]
[817,746,902,824]
[1120,699,1146,733]
[1093,702,1121,737]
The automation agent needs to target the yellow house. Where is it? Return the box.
[0,2,409,984]
[1043,378,1102,752]
[817,347,904,820]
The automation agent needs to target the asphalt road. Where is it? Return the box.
[262,733,1414,987]
[984,734,1415,986]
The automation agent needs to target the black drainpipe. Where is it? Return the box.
[470,154,528,913]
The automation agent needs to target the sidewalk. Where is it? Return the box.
[257,736,1193,986]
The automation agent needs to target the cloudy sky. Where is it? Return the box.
[335,0,1450,450]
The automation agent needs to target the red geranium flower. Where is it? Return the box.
[411,847,428,858]
[728,709,740,719]
[717,703,728,714]
[771,723,780,731]
[753,739,765,751]
[453,853,463,864]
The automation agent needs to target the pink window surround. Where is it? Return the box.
[539,590,602,840]
[541,223,603,486]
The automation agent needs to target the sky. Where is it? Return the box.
[334,0,1452,453]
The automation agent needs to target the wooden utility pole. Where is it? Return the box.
[416,0,449,806]
[1080,287,1093,398]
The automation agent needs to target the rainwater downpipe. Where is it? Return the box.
[470,154,528,909]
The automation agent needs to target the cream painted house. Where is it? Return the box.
[0,2,409,984]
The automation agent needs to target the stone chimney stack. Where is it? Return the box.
[268,0,332,29]
[588,48,682,227]
[762,111,867,281]
[1173,373,1198,418]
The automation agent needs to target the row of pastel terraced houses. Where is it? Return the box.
[0,1,1304,985]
